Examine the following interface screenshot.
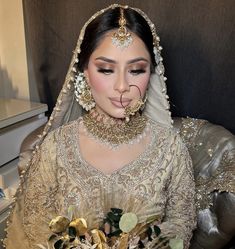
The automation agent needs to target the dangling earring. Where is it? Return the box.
[74,72,96,111]
[120,84,146,122]
[141,92,148,111]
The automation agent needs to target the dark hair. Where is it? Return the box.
[77,7,156,72]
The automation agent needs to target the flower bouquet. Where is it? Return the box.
[37,207,183,249]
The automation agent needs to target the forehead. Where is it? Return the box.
[89,30,150,62]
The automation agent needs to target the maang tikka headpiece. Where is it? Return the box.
[112,7,133,48]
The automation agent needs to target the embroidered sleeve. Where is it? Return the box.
[159,134,197,249]
[4,131,60,249]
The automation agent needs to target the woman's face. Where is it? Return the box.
[84,31,151,119]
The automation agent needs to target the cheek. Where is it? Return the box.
[135,74,150,96]
[88,72,109,94]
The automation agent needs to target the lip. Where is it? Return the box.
[109,97,131,108]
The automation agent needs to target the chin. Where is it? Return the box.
[95,104,126,119]
[103,109,125,119]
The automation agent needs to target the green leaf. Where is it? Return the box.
[108,229,122,237]
[169,238,184,249]
[153,225,161,236]
[146,227,153,241]
[54,239,64,249]
[68,227,77,238]
[119,212,138,233]
[104,217,111,224]
[111,208,123,214]
[112,221,120,229]
[107,212,120,222]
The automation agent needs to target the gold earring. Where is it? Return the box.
[74,72,95,111]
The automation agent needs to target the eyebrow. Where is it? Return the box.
[95,56,149,64]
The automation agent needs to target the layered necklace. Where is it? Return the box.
[82,110,149,149]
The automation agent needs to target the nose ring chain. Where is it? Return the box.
[120,84,146,122]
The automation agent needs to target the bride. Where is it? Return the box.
[4,4,196,249]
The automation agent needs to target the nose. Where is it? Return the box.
[114,74,130,93]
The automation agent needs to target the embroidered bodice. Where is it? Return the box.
[5,117,196,249]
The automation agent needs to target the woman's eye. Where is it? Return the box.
[129,69,146,75]
[97,68,113,75]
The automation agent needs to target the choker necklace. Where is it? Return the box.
[82,110,149,148]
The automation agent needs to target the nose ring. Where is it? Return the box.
[120,84,145,122]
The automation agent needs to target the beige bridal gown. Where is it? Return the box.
[4,117,196,249]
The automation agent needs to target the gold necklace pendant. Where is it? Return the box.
[82,111,148,148]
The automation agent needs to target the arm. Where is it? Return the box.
[4,131,59,249]
[159,134,197,249]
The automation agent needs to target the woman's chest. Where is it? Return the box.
[55,120,173,224]
[56,147,171,226]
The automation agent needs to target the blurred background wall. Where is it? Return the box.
[0,0,35,100]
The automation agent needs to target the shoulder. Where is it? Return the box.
[148,117,191,161]
[148,117,182,145]
[149,118,194,174]
[45,118,82,141]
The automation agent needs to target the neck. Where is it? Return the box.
[89,109,128,126]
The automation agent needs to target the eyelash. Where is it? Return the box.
[97,68,113,75]
[97,68,146,75]
[129,69,146,75]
